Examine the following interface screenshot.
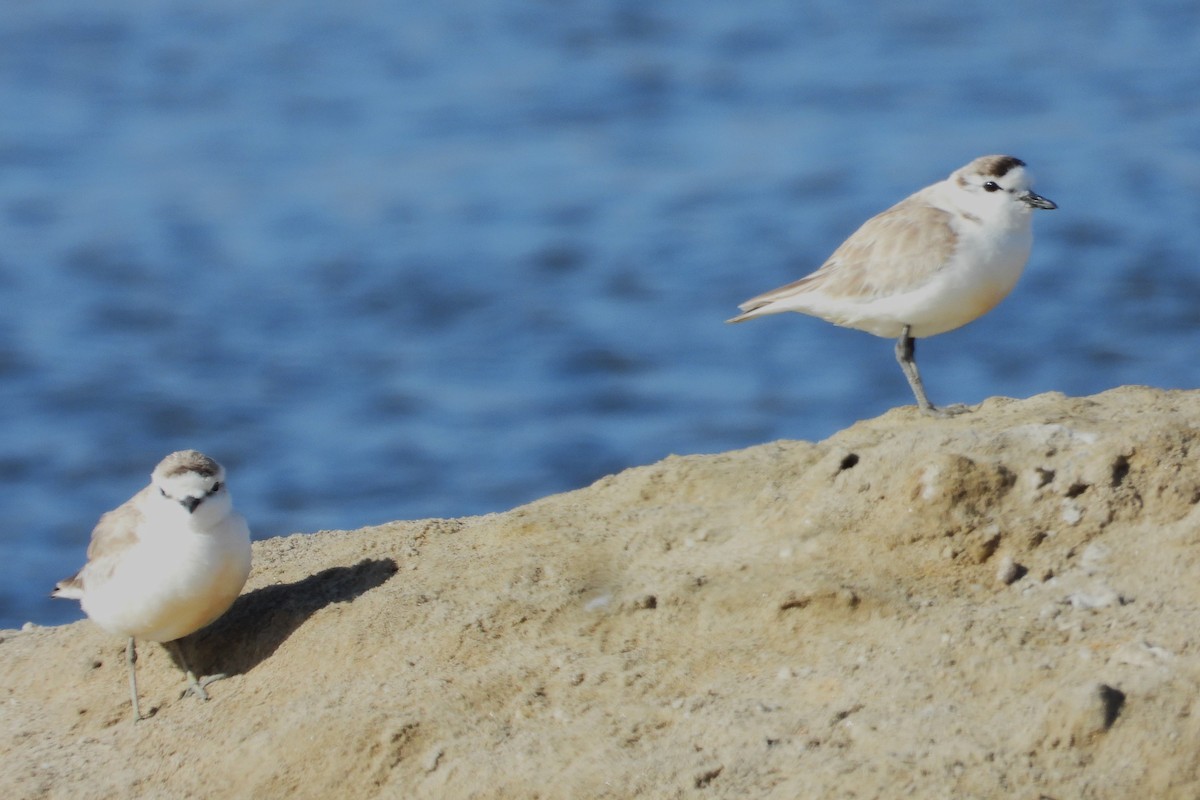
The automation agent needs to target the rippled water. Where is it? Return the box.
[3,2,1200,629]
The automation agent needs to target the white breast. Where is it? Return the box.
[81,506,252,643]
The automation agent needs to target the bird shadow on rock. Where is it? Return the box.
[175,558,399,678]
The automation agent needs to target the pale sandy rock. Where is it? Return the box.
[4,386,1200,798]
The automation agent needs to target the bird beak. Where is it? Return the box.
[181,496,202,514]
[1021,191,1057,210]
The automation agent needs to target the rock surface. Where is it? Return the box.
[5,386,1200,798]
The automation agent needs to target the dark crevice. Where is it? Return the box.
[1111,455,1130,487]
[1099,684,1126,729]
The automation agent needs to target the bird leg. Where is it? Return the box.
[165,639,226,702]
[894,326,967,417]
[895,327,935,413]
[897,323,960,417]
[126,637,143,722]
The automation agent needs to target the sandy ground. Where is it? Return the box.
[4,386,1200,799]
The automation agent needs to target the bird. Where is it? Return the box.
[52,450,252,721]
[728,155,1056,416]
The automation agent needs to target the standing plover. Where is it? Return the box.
[53,450,252,720]
[729,155,1056,416]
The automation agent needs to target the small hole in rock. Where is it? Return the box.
[1111,456,1130,487]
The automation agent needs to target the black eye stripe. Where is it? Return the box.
[157,480,222,503]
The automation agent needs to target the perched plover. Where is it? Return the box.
[728,155,1056,416]
[52,450,252,720]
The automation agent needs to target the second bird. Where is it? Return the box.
[729,155,1056,416]
[52,450,252,721]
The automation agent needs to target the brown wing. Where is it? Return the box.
[86,488,146,561]
[51,490,146,596]
[730,200,957,320]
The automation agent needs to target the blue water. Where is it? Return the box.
[3,2,1199,630]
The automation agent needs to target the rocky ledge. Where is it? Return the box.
[4,386,1200,798]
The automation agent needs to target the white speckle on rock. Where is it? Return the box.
[919,464,942,501]
[996,555,1022,585]
[1066,588,1121,610]
[1114,641,1174,668]
[584,594,612,612]
[1080,543,1110,572]
[1007,423,1098,447]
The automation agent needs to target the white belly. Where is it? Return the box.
[82,516,251,642]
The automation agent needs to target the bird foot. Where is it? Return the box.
[181,672,227,702]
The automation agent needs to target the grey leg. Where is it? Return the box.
[126,637,143,722]
[165,639,227,702]
[893,326,969,417]
[894,327,937,414]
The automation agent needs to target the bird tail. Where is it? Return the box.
[50,575,83,600]
[726,300,772,324]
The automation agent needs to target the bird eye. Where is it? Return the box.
[211,481,224,494]
[159,488,168,498]
[983,181,1001,192]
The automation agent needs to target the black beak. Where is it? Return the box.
[1021,191,1057,210]
[181,496,202,514]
